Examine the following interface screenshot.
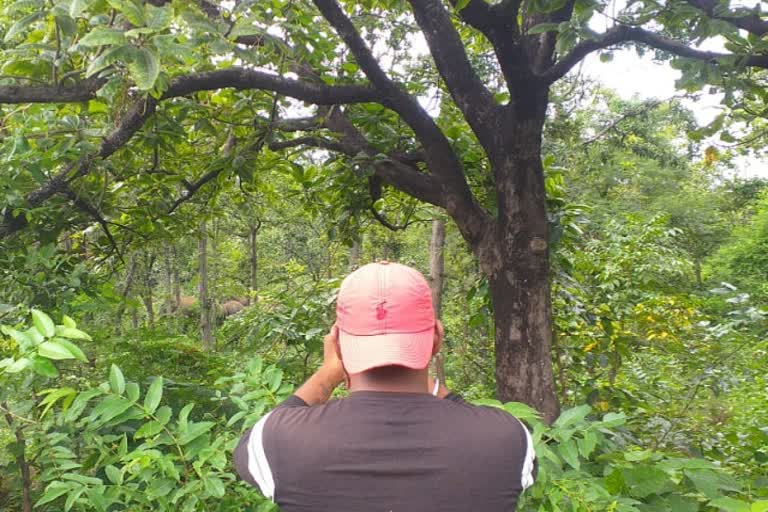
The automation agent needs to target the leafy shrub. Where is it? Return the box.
[1,310,291,511]
[477,400,767,512]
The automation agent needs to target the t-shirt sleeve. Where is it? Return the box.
[515,418,537,490]
[232,395,309,497]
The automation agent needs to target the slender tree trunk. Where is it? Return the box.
[694,258,703,289]
[199,221,213,348]
[349,237,361,270]
[429,219,446,383]
[3,402,32,512]
[141,252,156,330]
[163,246,174,315]
[115,256,138,332]
[171,245,181,315]
[248,223,259,305]
[131,307,139,329]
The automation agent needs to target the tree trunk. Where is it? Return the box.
[163,246,174,315]
[172,245,181,315]
[429,219,447,383]
[141,252,156,330]
[199,221,213,349]
[469,113,560,423]
[248,223,259,305]
[115,256,137,331]
[3,402,32,512]
[349,237,361,270]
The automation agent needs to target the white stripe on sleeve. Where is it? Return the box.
[517,418,536,490]
[246,411,276,500]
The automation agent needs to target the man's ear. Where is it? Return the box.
[432,320,444,356]
[334,335,344,362]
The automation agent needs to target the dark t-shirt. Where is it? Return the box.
[234,391,536,512]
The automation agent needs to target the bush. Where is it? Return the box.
[476,400,767,512]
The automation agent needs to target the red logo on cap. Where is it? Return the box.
[376,301,387,320]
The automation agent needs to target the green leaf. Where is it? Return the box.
[62,473,103,486]
[78,26,127,47]
[51,338,87,362]
[558,439,580,469]
[104,465,123,485]
[554,404,591,429]
[147,478,175,499]
[85,44,134,77]
[4,11,47,42]
[178,403,194,430]
[90,396,134,424]
[38,340,76,360]
[144,376,163,414]
[454,0,470,11]
[752,502,768,512]
[62,315,76,328]
[128,47,160,90]
[2,326,35,349]
[576,430,598,458]
[145,2,172,30]
[178,421,215,445]
[31,309,55,337]
[69,0,93,17]
[267,368,283,392]
[226,410,247,427]
[35,481,71,507]
[107,0,144,26]
[134,420,165,438]
[528,22,560,34]
[30,356,59,378]
[622,466,675,498]
[126,382,140,402]
[109,364,125,395]
[203,476,225,498]
[686,469,741,500]
[711,498,751,512]
[5,358,27,377]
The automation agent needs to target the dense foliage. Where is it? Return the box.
[2,0,768,509]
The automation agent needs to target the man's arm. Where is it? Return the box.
[234,325,345,494]
[293,325,346,405]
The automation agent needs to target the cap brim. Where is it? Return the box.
[338,327,434,374]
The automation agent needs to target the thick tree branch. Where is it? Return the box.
[0,68,381,238]
[268,136,357,154]
[312,0,491,244]
[0,76,105,104]
[686,0,768,36]
[452,0,534,92]
[405,0,501,148]
[161,68,379,105]
[541,25,768,83]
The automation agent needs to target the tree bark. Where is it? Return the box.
[115,256,138,332]
[172,245,181,315]
[429,218,447,383]
[141,252,156,330]
[248,222,259,305]
[199,221,214,349]
[349,237,361,270]
[475,113,560,423]
[163,246,174,315]
[3,402,32,512]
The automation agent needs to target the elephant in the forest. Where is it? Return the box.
[174,295,247,319]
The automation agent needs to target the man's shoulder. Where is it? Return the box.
[442,400,530,437]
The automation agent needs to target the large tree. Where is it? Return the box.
[2,0,768,420]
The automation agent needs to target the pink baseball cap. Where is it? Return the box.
[336,261,435,374]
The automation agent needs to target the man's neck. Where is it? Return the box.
[348,366,429,394]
